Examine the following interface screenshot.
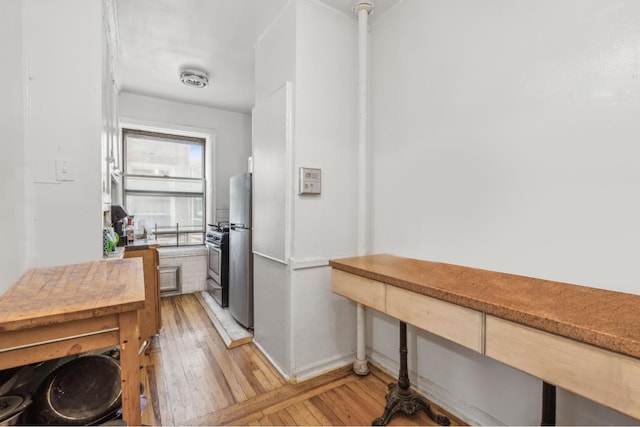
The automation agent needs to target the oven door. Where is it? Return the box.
[206,242,222,284]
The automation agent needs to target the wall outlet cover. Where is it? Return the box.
[55,159,75,181]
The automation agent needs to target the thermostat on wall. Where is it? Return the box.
[299,167,321,195]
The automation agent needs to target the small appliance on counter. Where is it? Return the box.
[110,205,129,246]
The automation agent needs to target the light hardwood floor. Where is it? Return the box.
[140,294,465,426]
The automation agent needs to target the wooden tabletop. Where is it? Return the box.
[0,258,145,332]
[330,254,640,359]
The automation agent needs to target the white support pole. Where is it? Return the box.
[354,303,369,375]
[353,0,374,376]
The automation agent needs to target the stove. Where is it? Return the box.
[205,223,229,307]
[205,230,224,246]
[206,222,229,244]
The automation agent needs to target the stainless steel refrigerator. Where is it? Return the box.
[229,173,253,328]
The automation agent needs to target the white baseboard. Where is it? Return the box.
[369,349,505,426]
[292,353,355,381]
[252,340,293,381]
[252,341,355,383]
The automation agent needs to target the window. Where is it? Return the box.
[123,129,205,245]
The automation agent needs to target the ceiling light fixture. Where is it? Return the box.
[180,70,209,88]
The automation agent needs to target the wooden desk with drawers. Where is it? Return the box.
[330,254,640,422]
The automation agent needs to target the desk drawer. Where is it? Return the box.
[331,270,386,312]
[386,286,484,353]
[485,315,640,420]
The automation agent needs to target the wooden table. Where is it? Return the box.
[330,254,640,424]
[0,258,145,426]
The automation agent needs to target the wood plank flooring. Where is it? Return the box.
[140,294,466,426]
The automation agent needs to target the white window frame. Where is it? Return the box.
[119,118,216,245]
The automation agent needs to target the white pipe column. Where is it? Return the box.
[353,0,374,376]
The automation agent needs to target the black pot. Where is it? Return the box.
[0,395,32,426]
[26,355,121,426]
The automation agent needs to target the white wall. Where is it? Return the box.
[293,0,358,260]
[252,2,297,375]
[252,0,359,379]
[289,0,359,377]
[25,0,103,268]
[370,0,640,425]
[119,93,251,220]
[253,255,291,374]
[0,1,26,294]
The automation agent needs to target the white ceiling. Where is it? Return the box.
[112,0,402,114]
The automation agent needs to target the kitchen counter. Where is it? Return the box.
[123,238,160,251]
[104,246,125,259]
[102,239,158,258]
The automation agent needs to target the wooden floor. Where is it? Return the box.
[140,294,465,426]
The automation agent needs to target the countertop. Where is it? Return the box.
[0,258,145,332]
[102,239,159,259]
[122,239,160,251]
[104,246,125,259]
[329,254,640,359]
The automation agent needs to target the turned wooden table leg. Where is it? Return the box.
[541,382,556,426]
[372,321,450,426]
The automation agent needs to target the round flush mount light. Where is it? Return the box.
[180,70,209,88]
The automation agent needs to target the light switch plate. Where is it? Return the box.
[299,167,321,195]
[55,159,75,181]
